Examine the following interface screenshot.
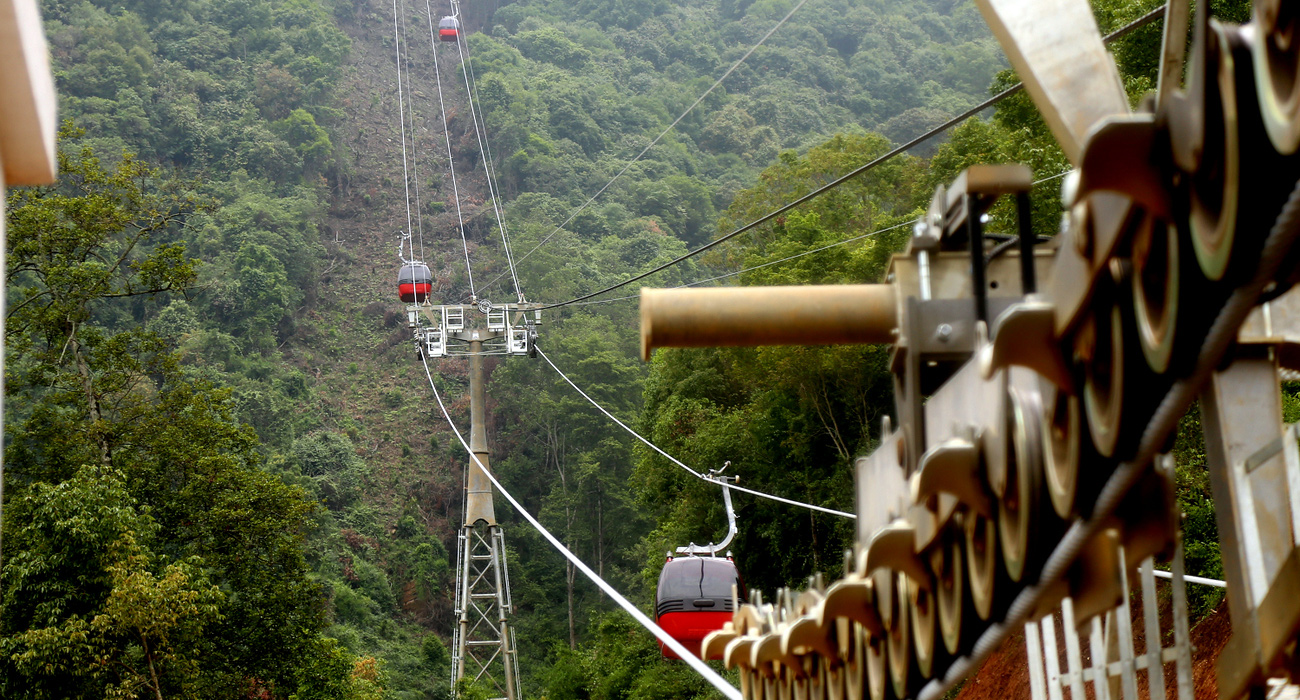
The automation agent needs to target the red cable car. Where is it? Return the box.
[438,16,460,42]
[398,262,433,303]
[655,469,743,660]
[656,554,745,660]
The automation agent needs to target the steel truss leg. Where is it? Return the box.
[452,522,519,700]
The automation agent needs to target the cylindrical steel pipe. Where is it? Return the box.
[641,285,898,360]
[465,340,498,527]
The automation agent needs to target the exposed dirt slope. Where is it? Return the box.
[286,0,502,626]
[956,598,1231,700]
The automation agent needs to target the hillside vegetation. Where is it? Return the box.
[4,0,1271,699]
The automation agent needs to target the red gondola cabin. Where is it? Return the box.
[398,262,433,303]
[655,556,744,660]
[438,16,460,42]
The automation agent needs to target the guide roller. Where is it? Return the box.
[681,1,1300,696]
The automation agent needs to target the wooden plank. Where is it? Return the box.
[1115,550,1139,700]
[1172,543,1194,700]
[1042,615,1065,700]
[1089,615,1111,700]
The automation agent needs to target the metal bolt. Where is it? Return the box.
[935,323,953,342]
[1071,205,1091,257]
[1109,257,1131,283]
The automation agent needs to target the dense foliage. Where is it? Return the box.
[452,0,1005,302]
[3,133,384,698]
[2,0,448,696]
[6,0,1286,698]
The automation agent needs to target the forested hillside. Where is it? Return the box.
[6,0,1271,699]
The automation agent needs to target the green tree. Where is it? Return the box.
[4,134,377,698]
[5,126,201,475]
[272,109,334,173]
[513,27,592,70]
[1,465,223,699]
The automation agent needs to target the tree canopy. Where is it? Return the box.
[7,0,1275,698]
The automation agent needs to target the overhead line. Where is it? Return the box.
[454,22,524,303]
[537,348,856,519]
[568,219,917,307]
[459,29,524,302]
[553,168,1073,308]
[476,0,815,294]
[418,353,743,700]
[535,91,1017,308]
[392,0,416,249]
[533,4,1167,310]
[399,0,427,261]
[422,0,476,297]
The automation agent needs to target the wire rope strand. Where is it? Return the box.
[476,0,814,294]
[418,352,743,700]
[559,168,1074,308]
[563,220,915,307]
[527,5,1167,310]
[536,89,1026,309]
[537,348,856,519]
[399,0,427,261]
[453,24,524,303]
[461,42,519,301]
[423,0,476,299]
[675,219,914,288]
[392,0,416,246]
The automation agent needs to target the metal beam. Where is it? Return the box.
[640,284,898,359]
[973,0,1129,163]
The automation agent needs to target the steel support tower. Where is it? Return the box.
[451,340,520,700]
[411,302,537,700]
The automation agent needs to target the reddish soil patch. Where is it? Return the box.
[1189,602,1231,699]
[955,600,1231,700]
[955,625,1033,700]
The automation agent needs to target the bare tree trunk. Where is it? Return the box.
[566,558,576,650]
[548,422,578,650]
[142,634,164,700]
[71,335,111,465]
[596,488,604,579]
[805,378,849,460]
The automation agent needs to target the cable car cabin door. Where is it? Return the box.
[655,557,743,660]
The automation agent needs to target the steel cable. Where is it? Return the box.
[422,0,476,298]
[476,0,816,294]
[419,352,743,700]
[392,0,416,247]
[537,348,856,519]
[399,0,427,261]
[453,24,524,303]
[563,219,917,307]
[529,5,1167,311]
[559,169,1069,308]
